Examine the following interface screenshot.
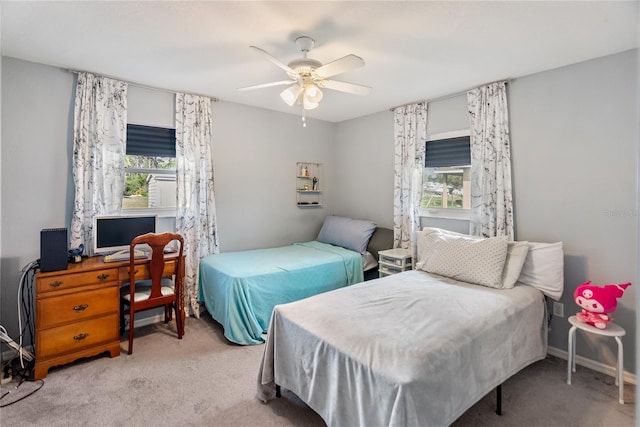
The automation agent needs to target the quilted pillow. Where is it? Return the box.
[518,241,564,300]
[420,232,509,288]
[316,216,377,255]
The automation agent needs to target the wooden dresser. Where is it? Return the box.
[34,254,183,379]
[34,257,121,379]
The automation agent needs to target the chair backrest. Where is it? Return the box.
[128,232,184,304]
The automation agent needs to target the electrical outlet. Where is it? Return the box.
[553,302,564,318]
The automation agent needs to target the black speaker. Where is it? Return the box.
[40,228,68,272]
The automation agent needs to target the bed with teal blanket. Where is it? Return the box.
[198,241,364,345]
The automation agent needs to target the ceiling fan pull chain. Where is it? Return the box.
[302,107,307,128]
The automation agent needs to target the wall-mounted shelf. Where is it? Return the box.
[296,162,323,208]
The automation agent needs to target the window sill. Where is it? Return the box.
[420,208,470,221]
[123,208,176,219]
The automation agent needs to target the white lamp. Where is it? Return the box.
[280,84,303,106]
[302,83,322,110]
[305,83,323,103]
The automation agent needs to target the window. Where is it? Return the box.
[123,124,176,211]
[421,132,471,211]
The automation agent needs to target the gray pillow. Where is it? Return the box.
[317,216,377,255]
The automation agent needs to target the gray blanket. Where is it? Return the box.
[258,270,547,427]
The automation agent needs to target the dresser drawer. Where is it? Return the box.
[37,268,119,294]
[37,286,119,329]
[118,259,177,282]
[37,313,119,359]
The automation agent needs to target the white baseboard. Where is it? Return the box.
[547,345,637,385]
[123,312,166,331]
[134,313,165,329]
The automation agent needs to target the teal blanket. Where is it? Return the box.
[198,241,363,345]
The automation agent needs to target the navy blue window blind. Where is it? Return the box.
[425,136,471,168]
[126,124,176,157]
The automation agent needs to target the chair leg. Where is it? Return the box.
[176,302,184,339]
[128,310,135,355]
[120,300,125,336]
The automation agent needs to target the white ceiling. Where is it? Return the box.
[2,1,638,123]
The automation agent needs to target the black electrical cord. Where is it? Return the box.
[13,261,39,379]
[0,260,42,408]
[22,266,36,352]
[0,379,44,407]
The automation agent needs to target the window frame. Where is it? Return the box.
[420,129,472,220]
[123,123,177,217]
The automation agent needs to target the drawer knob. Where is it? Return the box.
[97,274,109,281]
[49,280,63,288]
[73,333,89,342]
[73,304,89,312]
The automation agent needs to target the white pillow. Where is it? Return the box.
[501,241,529,289]
[420,232,509,288]
[518,241,564,300]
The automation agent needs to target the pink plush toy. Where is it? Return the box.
[574,281,631,329]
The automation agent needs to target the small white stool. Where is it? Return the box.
[567,314,626,404]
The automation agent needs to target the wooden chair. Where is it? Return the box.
[120,232,185,355]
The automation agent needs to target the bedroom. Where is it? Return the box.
[0,1,638,425]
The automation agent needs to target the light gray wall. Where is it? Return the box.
[1,58,74,345]
[335,50,639,374]
[333,110,394,228]
[509,49,638,373]
[212,101,336,252]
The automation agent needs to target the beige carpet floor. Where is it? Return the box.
[1,314,636,426]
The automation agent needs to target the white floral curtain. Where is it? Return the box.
[467,81,514,239]
[175,93,219,318]
[70,73,128,255]
[393,102,427,256]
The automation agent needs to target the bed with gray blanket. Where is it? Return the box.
[258,228,564,426]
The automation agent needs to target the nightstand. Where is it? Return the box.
[378,248,412,278]
[567,315,626,404]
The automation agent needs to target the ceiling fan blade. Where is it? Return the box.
[237,80,295,91]
[317,79,372,96]
[314,54,365,78]
[250,46,296,74]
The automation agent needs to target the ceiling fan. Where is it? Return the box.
[238,36,371,112]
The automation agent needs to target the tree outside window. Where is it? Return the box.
[123,155,176,210]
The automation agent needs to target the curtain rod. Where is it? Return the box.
[64,68,219,102]
[389,78,510,111]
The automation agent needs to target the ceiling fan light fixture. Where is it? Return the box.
[243,36,371,121]
[303,96,320,110]
[280,84,303,106]
[304,83,323,104]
